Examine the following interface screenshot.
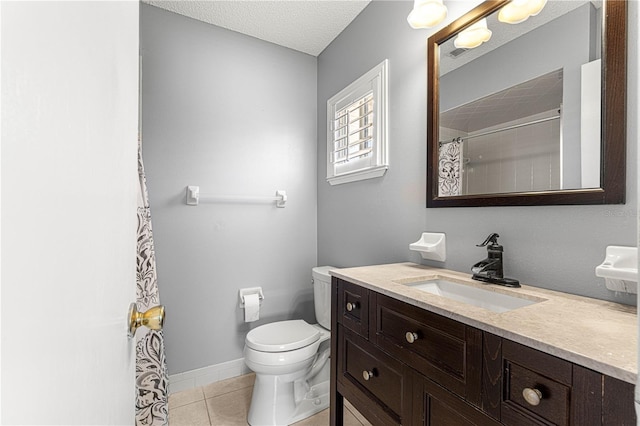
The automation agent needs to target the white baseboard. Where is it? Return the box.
[168,358,252,394]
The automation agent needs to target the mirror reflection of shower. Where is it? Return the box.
[439,69,564,196]
[436,0,604,198]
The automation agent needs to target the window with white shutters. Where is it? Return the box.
[326,60,388,185]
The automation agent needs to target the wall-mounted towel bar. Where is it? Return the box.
[186,186,287,208]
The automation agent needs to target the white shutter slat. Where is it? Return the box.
[329,92,374,164]
[348,147,373,161]
[348,121,373,136]
[348,136,373,148]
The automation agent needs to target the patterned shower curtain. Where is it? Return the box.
[135,140,169,425]
[438,138,464,196]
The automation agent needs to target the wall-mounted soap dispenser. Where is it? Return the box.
[410,232,446,262]
[595,246,638,294]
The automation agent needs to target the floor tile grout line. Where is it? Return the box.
[170,378,255,408]
[170,381,369,426]
[203,383,254,400]
[345,402,367,426]
[168,387,206,410]
[204,385,254,425]
[167,398,210,425]
[204,390,213,426]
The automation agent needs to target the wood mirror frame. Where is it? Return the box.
[427,0,627,207]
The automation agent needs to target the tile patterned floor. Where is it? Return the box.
[168,373,372,426]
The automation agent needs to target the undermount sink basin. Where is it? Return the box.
[405,278,541,313]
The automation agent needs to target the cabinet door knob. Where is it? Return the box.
[362,370,375,381]
[346,301,359,312]
[405,331,419,343]
[522,387,543,406]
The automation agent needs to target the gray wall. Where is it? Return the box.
[318,1,638,305]
[141,5,318,375]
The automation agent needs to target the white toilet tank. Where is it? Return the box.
[312,266,334,330]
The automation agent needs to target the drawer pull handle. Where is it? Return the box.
[522,388,543,406]
[362,370,375,381]
[346,301,359,312]
[405,332,419,343]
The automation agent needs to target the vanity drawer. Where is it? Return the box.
[371,293,482,404]
[413,373,502,426]
[338,326,406,423]
[501,339,572,426]
[336,278,369,338]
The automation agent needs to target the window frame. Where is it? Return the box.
[326,60,389,185]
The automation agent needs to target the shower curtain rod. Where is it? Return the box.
[439,115,560,146]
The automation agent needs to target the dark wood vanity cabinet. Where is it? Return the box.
[337,279,369,338]
[338,326,411,425]
[496,339,636,426]
[411,375,501,426]
[372,292,483,404]
[330,277,636,426]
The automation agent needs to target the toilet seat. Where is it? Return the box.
[246,320,320,352]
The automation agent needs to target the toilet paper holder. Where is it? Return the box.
[239,287,265,308]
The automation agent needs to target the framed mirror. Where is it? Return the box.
[427,0,627,207]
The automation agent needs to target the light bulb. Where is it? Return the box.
[454,18,492,49]
[407,0,448,29]
[498,0,547,24]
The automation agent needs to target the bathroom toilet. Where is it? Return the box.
[244,266,334,425]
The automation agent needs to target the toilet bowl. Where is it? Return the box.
[244,266,334,426]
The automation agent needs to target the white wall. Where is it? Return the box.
[317,0,638,305]
[2,2,139,423]
[140,5,318,375]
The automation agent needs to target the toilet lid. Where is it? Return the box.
[246,320,320,352]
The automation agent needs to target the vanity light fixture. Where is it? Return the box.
[407,0,448,29]
[498,0,548,24]
[454,18,492,49]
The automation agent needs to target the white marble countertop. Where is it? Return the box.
[330,262,638,384]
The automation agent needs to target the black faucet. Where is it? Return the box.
[471,233,520,288]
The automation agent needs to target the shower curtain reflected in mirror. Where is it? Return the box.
[135,139,169,425]
[438,138,463,196]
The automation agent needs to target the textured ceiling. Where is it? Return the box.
[143,0,372,56]
[440,69,564,133]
